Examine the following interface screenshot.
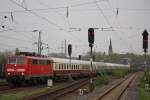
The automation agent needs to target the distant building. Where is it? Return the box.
[108,39,113,55]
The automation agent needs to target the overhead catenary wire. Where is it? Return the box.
[8,0,66,30]
[93,0,134,53]
[2,0,87,52]
[1,0,107,14]
[0,42,36,51]
[2,0,148,54]
[0,33,33,43]
[106,0,139,53]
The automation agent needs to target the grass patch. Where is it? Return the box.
[139,87,150,100]
[139,71,150,100]
[95,73,109,86]
[0,79,6,83]
[0,87,49,100]
[112,69,128,78]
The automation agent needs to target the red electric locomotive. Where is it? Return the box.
[6,52,53,85]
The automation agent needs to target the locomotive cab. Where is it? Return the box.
[6,54,54,85]
[6,56,26,84]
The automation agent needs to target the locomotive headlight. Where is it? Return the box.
[21,72,24,75]
[8,73,10,75]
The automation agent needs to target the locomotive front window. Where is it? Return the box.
[17,57,25,64]
[8,57,16,64]
[8,57,25,64]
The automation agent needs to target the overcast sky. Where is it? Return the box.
[0,0,150,56]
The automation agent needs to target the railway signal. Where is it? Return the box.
[88,28,94,47]
[68,44,73,81]
[142,29,149,80]
[88,28,95,92]
[68,44,72,56]
[79,55,81,60]
[142,30,148,52]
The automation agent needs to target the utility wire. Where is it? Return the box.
[1,0,106,14]
[8,0,87,46]
[106,0,137,53]
[94,0,134,53]
[0,34,33,43]
[8,0,65,30]
[0,42,36,51]
[94,0,113,28]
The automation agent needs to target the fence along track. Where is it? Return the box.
[97,73,136,100]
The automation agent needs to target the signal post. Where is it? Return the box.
[142,29,149,81]
[142,30,148,85]
[68,44,73,81]
[88,28,95,92]
[142,30,149,72]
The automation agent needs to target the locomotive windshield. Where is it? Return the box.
[8,56,25,64]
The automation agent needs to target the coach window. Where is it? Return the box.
[62,64,64,70]
[39,60,45,65]
[73,65,76,69]
[57,64,59,70]
[67,64,68,69]
[66,64,67,70]
[32,59,38,65]
[55,63,57,70]
[65,64,67,69]
[59,64,61,70]
[55,63,58,70]
[75,65,77,69]
[69,64,70,70]
[64,64,66,70]
[66,64,68,70]
[61,64,63,70]
[58,64,61,70]
[47,60,51,65]
[70,65,72,70]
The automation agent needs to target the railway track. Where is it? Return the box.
[0,84,46,94]
[96,73,137,100]
[0,84,10,91]
[25,79,90,100]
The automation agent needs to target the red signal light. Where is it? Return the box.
[88,28,94,45]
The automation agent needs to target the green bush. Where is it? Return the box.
[140,71,150,87]
[139,71,150,100]
[112,69,128,78]
[95,73,109,86]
